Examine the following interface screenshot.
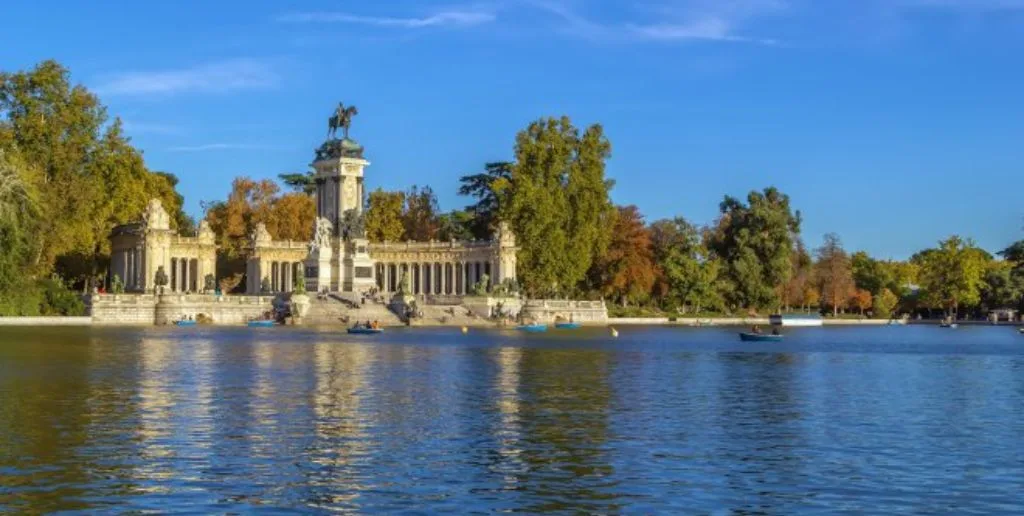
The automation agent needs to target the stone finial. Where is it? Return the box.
[143,198,170,231]
[197,219,215,244]
[250,222,273,247]
[496,221,516,247]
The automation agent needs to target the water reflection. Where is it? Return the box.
[2,326,1024,513]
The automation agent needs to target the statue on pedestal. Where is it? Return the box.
[309,217,334,253]
[339,209,366,241]
[327,102,359,140]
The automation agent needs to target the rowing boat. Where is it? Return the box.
[739,332,783,342]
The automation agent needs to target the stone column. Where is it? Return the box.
[125,250,132,289]
[421,263,428,295]
[439,264,445,295]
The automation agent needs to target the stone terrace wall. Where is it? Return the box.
[89,293,274,326]
[521,300,608,324]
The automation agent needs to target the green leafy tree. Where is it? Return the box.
[500,116,615,297]
[278,171,317,195]
[402,185,440,241]
[1,60,188,287]
[872,288,900,319]
[814,233,855,316]
[914,235,988,317]
[649,217,722,313]
[458,162,512,240]
[437,210,475,241]
[999,240,1024,264]
[364,189,405,242]
[707,187,801,311]
[979,261,1024,312]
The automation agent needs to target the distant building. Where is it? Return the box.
[110,107,517,297]
[109,199,217,293]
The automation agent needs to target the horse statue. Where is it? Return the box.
[327,102,359,140]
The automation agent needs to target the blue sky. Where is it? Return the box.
[3,0,1023,258]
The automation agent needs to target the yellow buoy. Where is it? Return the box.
[610,327,619,338]
[461,326,468,334]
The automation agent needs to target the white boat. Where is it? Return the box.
[769,314,823,327]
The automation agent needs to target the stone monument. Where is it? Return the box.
[311,101,375,294]
[306,217,334,293]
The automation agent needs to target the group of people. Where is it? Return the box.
[750,325,781,336]
[354,320,381,330]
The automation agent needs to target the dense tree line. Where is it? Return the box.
[0,61,191,315]
[4,60,1022,318]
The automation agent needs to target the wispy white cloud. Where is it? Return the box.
[167,143,277,152]
[628,18,778,45]
[277,10,495,28]
[96,59,279,96]
[525,0,783,45]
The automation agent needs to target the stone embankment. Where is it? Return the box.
[0,317,93,326]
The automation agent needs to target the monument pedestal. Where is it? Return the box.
[342,237,376,294]
[306,242,333,294]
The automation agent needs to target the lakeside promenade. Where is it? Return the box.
[2,315,1017,328]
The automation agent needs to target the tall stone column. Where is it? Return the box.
[125,250,132,289]
[439,264,445,295]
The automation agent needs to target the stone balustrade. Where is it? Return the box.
[520,299,608,324]
[88,293,276,325]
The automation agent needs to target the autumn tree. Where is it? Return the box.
[402,185,440,241]
[782,239,812,311]
[365,189,405,242]
[500,116,615,297]
[849,288,873,315]
[271,193,316,241]
[202,177,315,291]
[813,233,855,316]
[707,187,801,311]
[591,206,655,306]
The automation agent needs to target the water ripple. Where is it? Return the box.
[1,325,1023,513]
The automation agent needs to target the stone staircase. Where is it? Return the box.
[412,304,490,327]
[301,297,403,327]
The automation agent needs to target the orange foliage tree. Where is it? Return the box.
[204,177,315,292]
[591,205,656,306]
[849,288,873,315]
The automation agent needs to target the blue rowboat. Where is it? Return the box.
[554,322,582,329]
[248,320,275,328]
[347,327,383,335]
[517,324,548,333]
[739,332,783,342]
[939,323,958,329]
[175,320,197,327]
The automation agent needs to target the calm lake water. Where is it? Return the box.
[1,325,1023,514]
